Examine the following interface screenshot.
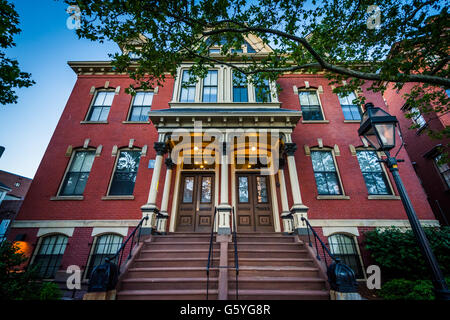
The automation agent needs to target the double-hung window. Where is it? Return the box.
[339,92,361,121]
[233,72,248,102]
[87,91,114,121]
[299,91,323,120]
[129,92,153,122]
[328,234,364,279]
[255,79,271,102]
[356,150,392,195]
[85,234,123,278]
[32,235,68,279]
[60,151,95,196]
[202,70,218,102]
[410,107,426,128]
[311,151,342,195]
[179,70,196,102]
[109,150,141,196]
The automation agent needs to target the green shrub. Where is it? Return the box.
[364,226,450,279]
[380,278,450,300]
[39,282,62,300]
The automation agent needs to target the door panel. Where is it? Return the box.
[236,173,274,232]
[176,173,215,232]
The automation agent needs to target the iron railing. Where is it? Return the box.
[106,215,149,274]
[206,207,239,300]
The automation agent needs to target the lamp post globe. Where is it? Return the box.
[358,102,450,300]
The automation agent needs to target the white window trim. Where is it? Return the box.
[299,88,327,123]
[84,89,115,122]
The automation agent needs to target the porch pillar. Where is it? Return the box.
[278,159,294,234]
[284,141,309,234]
[217,141,232,234]
[141,138,167,233]
[155,158,175,234]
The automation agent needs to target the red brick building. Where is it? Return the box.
[383,83,450,225]
[8,38,439,299]
[0,170,32,242]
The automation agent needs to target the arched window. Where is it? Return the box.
[32,234,68,279]
[86,234,123,278]
[328,234,364,279]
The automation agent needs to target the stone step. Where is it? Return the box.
[144,241,219,250]
[233,235,295,243]
[229,266,320,278]
[125,267,218,279]
[232,257,316,267]
[228,289,329,300]
[228,276,327,291]
[133,257,217,268]
[232,249,309,259]
[117,289,218,300]
[119,277,218,291]
[230,242,304,250]
[140,249,211,259]
[151,235,213,242]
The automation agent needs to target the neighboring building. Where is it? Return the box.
[8,35,438,299]
[0,170,32,242]
[383,84,450,225]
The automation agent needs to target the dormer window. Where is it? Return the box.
[180,70,196,102]
[202,70,218,102]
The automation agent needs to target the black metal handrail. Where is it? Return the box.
[106,215,149,274]
[206,207,218,300]
[206,207,239,300]
[300,216,340,266]
[299,215,358,293]
[231,206,239,300]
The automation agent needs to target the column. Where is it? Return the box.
[284,141,309,234]
[217,140,232,234]
[155,158,175,234]
[278,158,294,234]
[141,139,167,233]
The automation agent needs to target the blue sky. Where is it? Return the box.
[0,0,118,178]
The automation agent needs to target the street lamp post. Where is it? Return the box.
[358,102,450,300]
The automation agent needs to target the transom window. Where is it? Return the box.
[32,234,68,279]
[87,91,114,122]
[180,70,196,102]
[311,150,342,195]
[60,150,95,196]
[339,92,361,121]
[109,150,141,196]
[434,154,450,189]
[86,234,123,278]
[299,91,323,120]
[356,150,392,195]
[328,234,364,279]
[202,70,218,102]
[129,92,153,122]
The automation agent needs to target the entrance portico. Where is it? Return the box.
[143,107,308,234]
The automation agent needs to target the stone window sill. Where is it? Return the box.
[80,121,109,124]
[343,120,361,123]
[50,196,84,201]
[316,195,350,200]
[122,121,150,124]
[368,195,401,200]
[302,120,330,124]
[101,195,135,200]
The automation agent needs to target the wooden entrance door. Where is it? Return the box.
[235,173,274,232]
[176,172,215,232]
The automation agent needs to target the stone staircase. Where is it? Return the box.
[115,232,329,300]
[116,233,219,300]
[228,233,329,300]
